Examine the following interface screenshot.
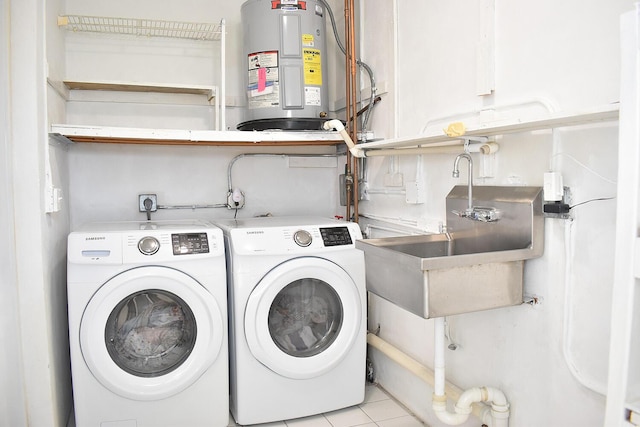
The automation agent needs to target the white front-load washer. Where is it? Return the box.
[67,220,228,427]
[216,216,366,425]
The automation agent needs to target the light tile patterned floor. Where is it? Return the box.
[228,383,427,427]
[67,383,426,427]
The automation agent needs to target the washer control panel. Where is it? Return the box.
[320,227,353,246]
[171,232,210,255]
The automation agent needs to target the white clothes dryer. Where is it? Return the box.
[216,216,366,425]
[67,220,228,427]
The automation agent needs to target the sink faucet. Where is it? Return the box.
[452,153,473,213]
[451,153,502,222]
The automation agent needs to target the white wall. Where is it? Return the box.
[4,0,74,425]
[63,0,247,129]
[66,143,341,228]
[0,0,28,424]
[60,0,345,228]
[360,1,633,426]
[33,0,635,426]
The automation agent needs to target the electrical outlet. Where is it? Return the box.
[543,172,564,202]
[139,194,157,212]
[227,189,245,209]
[543,186,572,219]
[45,186,63,213]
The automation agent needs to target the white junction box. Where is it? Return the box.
[543,172,564,202]
[405,181,426,204]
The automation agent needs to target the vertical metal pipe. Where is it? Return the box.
[344,0,359,222]
[349,0,359,221]
[343,0,353,221]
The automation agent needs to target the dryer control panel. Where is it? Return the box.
[319,227,353,246]
[226,222,362,255]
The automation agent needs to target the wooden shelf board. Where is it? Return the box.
[49,125,343,146]
[60,135,340,146]
[63,81,216,97]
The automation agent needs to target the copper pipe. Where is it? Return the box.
[344,0,359,222]
[343,0,352,221]
[350,0,359,222]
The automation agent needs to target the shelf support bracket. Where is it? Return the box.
[462,136,489,153]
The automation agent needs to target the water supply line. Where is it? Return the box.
[344,0,358,222]
[318,0,378,134]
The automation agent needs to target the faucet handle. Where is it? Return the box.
[452,206,502,222]
[472,206,502,222]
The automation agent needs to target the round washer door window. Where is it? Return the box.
[80,266,224,401]
[104,289,197,377]
[244,257,363,379]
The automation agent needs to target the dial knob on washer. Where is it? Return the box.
[293,230,312,247]
[138,236,160,255]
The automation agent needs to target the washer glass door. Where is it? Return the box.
[81,266,224,401]
[105,289,197,377]
[244,257,363,379]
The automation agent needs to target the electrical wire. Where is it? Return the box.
[549,152,617,185]
[157,203,227,209]
[569,197,616,209]
[227,152,341,193]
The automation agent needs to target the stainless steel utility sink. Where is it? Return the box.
[356,186,544,318]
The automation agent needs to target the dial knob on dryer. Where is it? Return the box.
[293,230,312,247]
[138,236,160,255]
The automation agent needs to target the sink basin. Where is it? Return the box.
[356,186,544,318]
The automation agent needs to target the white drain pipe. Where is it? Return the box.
[367,333,491,424]
[323,119,499,158]
[367,323,510,427]
[432,317,510,427]
[323,119,363,158]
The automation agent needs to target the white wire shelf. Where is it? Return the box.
[56,14,227,129]
[57,15,223,41]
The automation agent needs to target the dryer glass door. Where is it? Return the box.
[244,257,363,379]
[268,278,343,357]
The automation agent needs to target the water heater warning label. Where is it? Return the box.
[247,51,280,109]
[302,33,315,47]
[303,48,322,85]
[305,87,321,106]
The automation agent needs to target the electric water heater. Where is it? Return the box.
[238,0,330,131]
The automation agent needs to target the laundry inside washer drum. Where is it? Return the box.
[105,290,197,376]
[268,278,344,357]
